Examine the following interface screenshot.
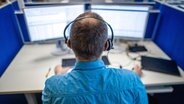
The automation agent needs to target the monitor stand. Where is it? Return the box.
[51,40,71,56]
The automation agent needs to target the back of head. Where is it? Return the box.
[69,12,108,61]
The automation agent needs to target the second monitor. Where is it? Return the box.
[91,5,150,40]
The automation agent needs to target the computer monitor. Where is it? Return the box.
[24,5,84,42]
[91,5,150,40]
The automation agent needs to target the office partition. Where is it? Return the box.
[0,2,23,76]
[154,4,184,70]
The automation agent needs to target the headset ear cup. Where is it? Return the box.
[66,39,72,48]
[106,39,112,51]
[65,39,68,44]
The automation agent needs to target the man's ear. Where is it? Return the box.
[66,39,72,49]
[104,41,109,51]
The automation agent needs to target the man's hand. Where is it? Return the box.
[54,65,71,75]
[133,64,143,77]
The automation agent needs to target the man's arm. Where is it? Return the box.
[133,74,148,104]
[133,64,143,77]
[42,80,52,104]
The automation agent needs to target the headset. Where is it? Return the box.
[63,17,114,51]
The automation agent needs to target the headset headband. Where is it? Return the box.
[63,16,114,49]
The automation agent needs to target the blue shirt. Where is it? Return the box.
[42,59,148,104]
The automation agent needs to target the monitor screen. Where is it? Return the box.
[91,5,150,39]
[24,5,84,42]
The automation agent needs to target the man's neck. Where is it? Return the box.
[76,56,99,62]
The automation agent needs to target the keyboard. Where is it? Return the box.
[62,56,110,67]
[62,58,76,67]
[141,56,180,76]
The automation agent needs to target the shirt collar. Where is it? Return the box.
[73,59,106,71]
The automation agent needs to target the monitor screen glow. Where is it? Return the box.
[24,5,84,42]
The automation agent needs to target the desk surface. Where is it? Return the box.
[0,41,184,94]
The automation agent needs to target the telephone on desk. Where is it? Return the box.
[128,43,147,52]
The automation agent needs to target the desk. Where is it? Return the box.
[0,41,184,104]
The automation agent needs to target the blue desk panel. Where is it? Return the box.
[154,4,184,70]
[0,3,23,76]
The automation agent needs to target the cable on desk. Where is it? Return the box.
[125,47,141,61]
[106,51,122,68]
[122,60,134,68]
[45,67,51,78]
[106,50,134,68]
